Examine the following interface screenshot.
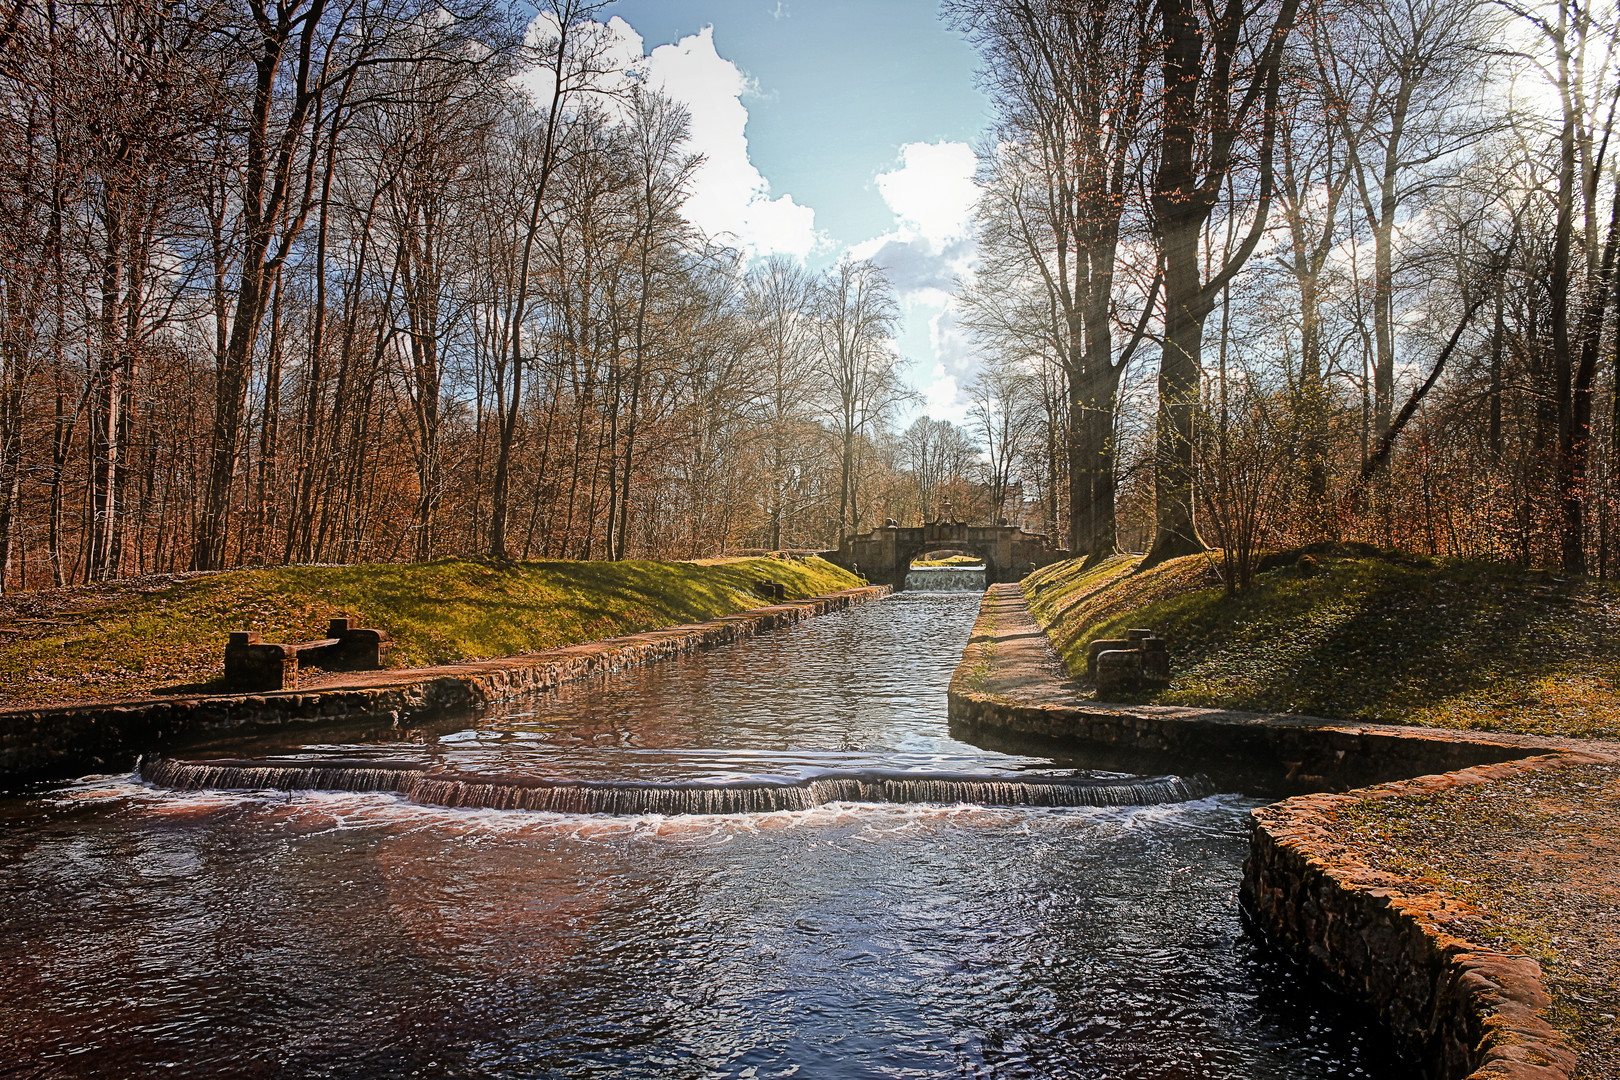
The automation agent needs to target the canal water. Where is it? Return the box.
[0,591,1410,1078]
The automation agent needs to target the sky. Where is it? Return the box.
[597,0,991,422]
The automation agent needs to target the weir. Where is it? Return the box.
[902,564,987,592]
[141,757,1213,815]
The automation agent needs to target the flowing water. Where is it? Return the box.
[902,564,987,591]
[0,591,1412,1079]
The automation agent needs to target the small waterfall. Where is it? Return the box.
[142,759,1213,815]
[141,759,423,796]
[903,565,987,592]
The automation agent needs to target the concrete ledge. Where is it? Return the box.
[0,584,890,787]
[948,582,1619,1080]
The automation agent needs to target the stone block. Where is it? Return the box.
[1095,649,1143,698]
[224,637,299,691]
[1086,638,1134,680]
[222,617,393,690]
[1089,630,1171,697]
[321,626,393,671]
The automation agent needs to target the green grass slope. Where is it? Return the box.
[1025,547,1620,739]
[0,556,861,707]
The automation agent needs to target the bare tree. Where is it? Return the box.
[952,0,1157,558]
[811,258,909,538]
[488,0,618,559]
[747,255,819,549]
[1319,0,1497,441]
[1499,0,1620,571]
[968,354,1038,525]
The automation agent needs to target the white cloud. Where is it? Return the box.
[924,372,963,420]
[849,144,984,426]
[875,141,979,249]
[643,27,820,260]
[514,18,818,261]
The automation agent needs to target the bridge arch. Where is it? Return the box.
[824,520,1066,589]
[894,539,1002,584]
[910,548,982,564]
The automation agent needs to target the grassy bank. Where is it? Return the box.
[1334,759,1620,1079]
[0,556,861,707]
[1025,547,1620,739]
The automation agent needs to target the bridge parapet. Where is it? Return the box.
[823,518,1067,587]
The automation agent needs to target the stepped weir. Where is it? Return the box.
[902,564,988,591]
[142,757,1213,815]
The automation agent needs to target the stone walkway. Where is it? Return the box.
[950,583,1604,793]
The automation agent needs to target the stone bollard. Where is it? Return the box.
[1086,637,1135,680]
[1094,649,1142,698]
[224,631,299,691]
[1089,628,1171,700]
[320,624,393,671]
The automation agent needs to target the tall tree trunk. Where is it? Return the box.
[1145,0,1295,565]
[88,208,124,580]
[195,0,334,569]
[254,281,285,564]
[491,11,579,559]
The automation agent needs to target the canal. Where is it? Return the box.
[0,590,1410,1078]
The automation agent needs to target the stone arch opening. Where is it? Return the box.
[910,548,986,566]
[824,520,1065,589]
[894,542,1001,588]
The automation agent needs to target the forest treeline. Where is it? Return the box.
[0,0,948,589]
[0,0,1616,592]
[953,0,1620,584]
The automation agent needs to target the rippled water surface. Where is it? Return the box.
[0,592,1410,1078]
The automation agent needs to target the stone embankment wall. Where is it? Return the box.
[1242,758,1598,1080]
[0,585,889,786]
[949,582,1612,1080]
[947,584,1564,795]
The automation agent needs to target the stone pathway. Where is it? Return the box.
[951,584,1605,792]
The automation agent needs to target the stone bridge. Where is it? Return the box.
[824,519,1067,588]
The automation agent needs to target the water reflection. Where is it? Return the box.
[0,593,1412,1079]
